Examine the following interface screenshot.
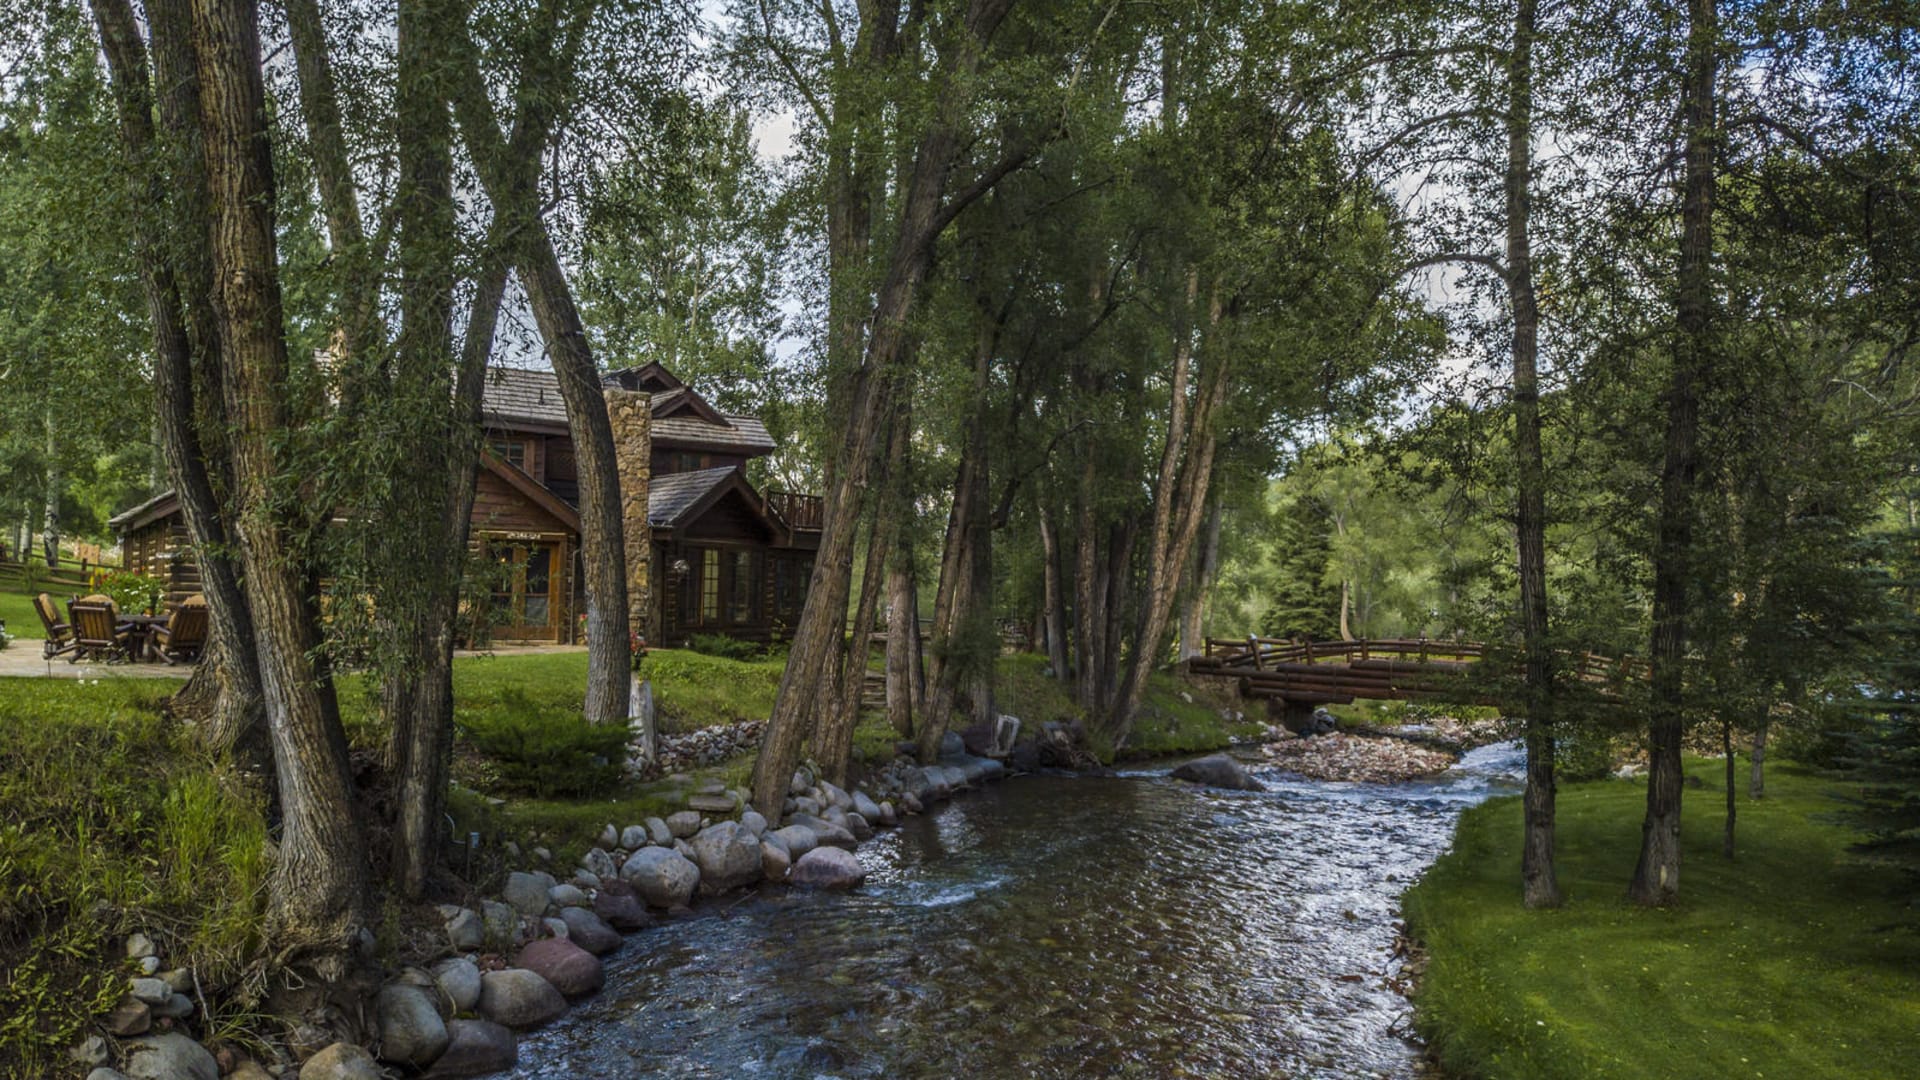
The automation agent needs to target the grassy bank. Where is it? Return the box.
[0,678,267,1076]
[1403,758,1920,1079]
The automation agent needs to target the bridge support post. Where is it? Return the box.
[1269,697,1318,737]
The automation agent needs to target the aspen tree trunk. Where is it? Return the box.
[1176,494,1222,662]
[1039,506,1070,685]
[885,538,919,736]
[188,0,368,955]
[1631,0,1717,907]
[1749,722,1767,798]
[1507,0,1561,909]
[91,0,266,757]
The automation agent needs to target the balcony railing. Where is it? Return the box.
[766,491,824,531]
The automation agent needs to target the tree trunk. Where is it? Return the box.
[885,523,919,737]
[1039,506,1070,684]
[1176,493,1223,662]
[41,432,59,569]
[91,0,266,758]
[1749,720,1767,799]
[442,10,630,724]
[751,0,1019,814]
[1722,717,1736,858]
[384,0,493,900]
[1507,0,1561,910]
[1630,0,1716,907]
[1108,287,1230,748]
[188,0,368,958]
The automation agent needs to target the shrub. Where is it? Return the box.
[1554,727,1615,782]
[687,632,763,661]
[457,690,630,798]
[86,568,169,615]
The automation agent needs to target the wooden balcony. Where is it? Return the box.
[766,491,824,531]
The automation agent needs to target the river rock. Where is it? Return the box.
[689,821,763,895]
[789,847,867,889]
[160,968,193,993]
[125,932,156,961]
[477,969,566,1029]
[1170,754,1265,791]
[597,823,619,849]
[426,1019,516,1078]
[151,993,194,1019]
[620,824,649,850]
[740,809,768,836]
[819,781,852,810]
[104,998,150,1036]
[557,906,621,955]
[761,840,791,881]
[515,937,604,997]
[620,846,700,908]
[788,813,856,849]
[71,1033,110,1068]
[791,795,822,817]
[593,879,652,931]
[573,870,603,891]
[123,1033,218,1080]
[770,824,817,858]
[542,916,571,940]
[582,847,617,880]
[687,792,738,814]
[481,899,522,948]
[645,816,673,846]
[376,984,449,1067]
[938,731,966,759]
[852,791,882,822]
[665,810,703,838]
[299,1042,380,1080]
[549,883,588,908]
[790,767,814,795]
[130,977,171,1004]
[844,812,873,840]
[137,955,160,975]
[503,871,556,917]
[433,958,482,1013]
[87,1071,130,1080]
[900,792,923,814]
[878,801,898,826]
[444,907,483,951]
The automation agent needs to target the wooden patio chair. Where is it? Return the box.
[152,596,208,665]
[33,593,76,660]
[66,597,134,664]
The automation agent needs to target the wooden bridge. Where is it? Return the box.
[1187,636,1648,716]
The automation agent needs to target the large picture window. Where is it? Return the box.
[700,549,720,622]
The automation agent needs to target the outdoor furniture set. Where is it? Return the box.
[34,592,208,665]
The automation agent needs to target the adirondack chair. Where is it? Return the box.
[152,596,208,665]
[66,597,133,664]
[34,593,76,660]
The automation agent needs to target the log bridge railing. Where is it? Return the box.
[1188,635,1648,709]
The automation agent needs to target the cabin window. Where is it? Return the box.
[488,438,528,470]
[700,549,720,622]
[523,546,551,625]
[672,452,707,473]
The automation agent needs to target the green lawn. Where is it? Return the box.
[1403,759,1920,1080]
[0,585,41,642]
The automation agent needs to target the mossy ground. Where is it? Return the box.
[1402,758,1920,1080]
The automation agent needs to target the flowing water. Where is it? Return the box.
[507,741,1526,1080]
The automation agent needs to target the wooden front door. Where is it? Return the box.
[487,540,559,640]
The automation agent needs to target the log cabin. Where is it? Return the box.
[110,362,821,645]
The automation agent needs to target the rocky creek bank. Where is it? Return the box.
[73,733,1011,1080]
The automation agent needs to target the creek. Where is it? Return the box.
[506,741,1526,1079]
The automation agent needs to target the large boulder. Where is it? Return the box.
[298,1043,381,1080]
[619,846,700,909]
[592,879,652,931]
[424,1020,517,1078]
[432,958,482,1013]
[1169,754,1265,791]
[514,937,604,997]
[688,821,763,895]
[123,1034,218,1080]
[502,871,556,917]
[789,847,867,889]
[375,984,449,1067]
[557,906,622,955]
[476,969,566,1029]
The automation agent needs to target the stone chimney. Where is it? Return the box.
[604,389,652,642]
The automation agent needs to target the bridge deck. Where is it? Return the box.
[1187,636,1647,708]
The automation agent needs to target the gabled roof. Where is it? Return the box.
[479,451,581,532]
[653,413,775,454]
[647,465,784,540]
[483,364,777,456]
[109,490,181,534]
[603,362,683,394]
